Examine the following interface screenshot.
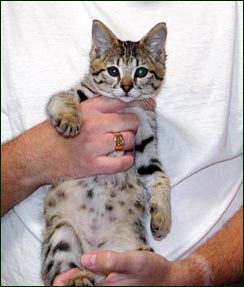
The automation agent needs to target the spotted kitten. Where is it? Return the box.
[42,20,171,286]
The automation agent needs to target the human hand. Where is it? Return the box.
[52,250,211,286]
[81,250,173,286]
[42,96,155,182]
[52,250,171,286]
[80,250,213,286]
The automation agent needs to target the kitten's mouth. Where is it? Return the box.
[119,93,141,102]
[116,89,143,102]
[123,92,133,99]
[99,89,142,103]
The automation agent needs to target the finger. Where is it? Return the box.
[94,113,139,134]
[101,132,135,154]
[82,96,156,114]
[53,268,80,286]
[82,97,129,113]
[90,132,135,155]
[98,97,156,112]
[81,251,138,274]
[82,132,134,160]
[127,98,156,111]
[94,153,134,174]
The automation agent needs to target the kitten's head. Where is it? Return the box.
[89,20,167,102]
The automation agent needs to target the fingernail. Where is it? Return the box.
[82,254,96,268]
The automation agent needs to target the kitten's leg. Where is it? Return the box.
[46,92,81,136]
[148,172,171,240]
[42,221,95,286]
[140,165,171,240]
[131,108,171,240]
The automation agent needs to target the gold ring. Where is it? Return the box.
[113,133,125,151]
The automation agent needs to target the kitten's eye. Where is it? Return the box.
[135,67,148,78]
[107,66,120,77]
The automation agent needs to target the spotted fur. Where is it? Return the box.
[43,20,171,286]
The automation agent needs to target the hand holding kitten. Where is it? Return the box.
[45,96,155,182]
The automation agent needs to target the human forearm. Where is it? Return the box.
[1,121,60,215]
[171,206,243,285]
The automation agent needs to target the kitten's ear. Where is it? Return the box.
[139,22,167,61]
[92,20,119,57]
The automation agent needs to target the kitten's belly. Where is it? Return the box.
[47,174,146,252]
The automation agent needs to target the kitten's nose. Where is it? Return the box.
[120,76,134,93]
[121,84,133,93]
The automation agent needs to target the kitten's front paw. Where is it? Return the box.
[52,110,81,137]
[150,201,171,240]
[66,271,95,286]
[47,93,81,137]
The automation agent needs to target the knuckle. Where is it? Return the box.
[133,114,140,128]
[130,133,136,147]
[125,132,135,149]
[113,157,131,173]
[126,114,139,131]
[102,252,115,270]
[114,160,124,173]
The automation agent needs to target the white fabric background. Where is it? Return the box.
[1,1,243,285]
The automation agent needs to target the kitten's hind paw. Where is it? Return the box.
[150,201,171,240]
[66,270,95,286]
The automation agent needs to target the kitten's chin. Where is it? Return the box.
[113,91,142,102]
[117,96,138,103]
[94,82,143,102]
[102,94,138,103]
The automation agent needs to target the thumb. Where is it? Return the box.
[81,251,134,274]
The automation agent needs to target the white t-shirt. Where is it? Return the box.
[1,1,243,285]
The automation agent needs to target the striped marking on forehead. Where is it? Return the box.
[118,40,140,63]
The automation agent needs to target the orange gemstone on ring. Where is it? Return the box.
[113,133,125,151]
